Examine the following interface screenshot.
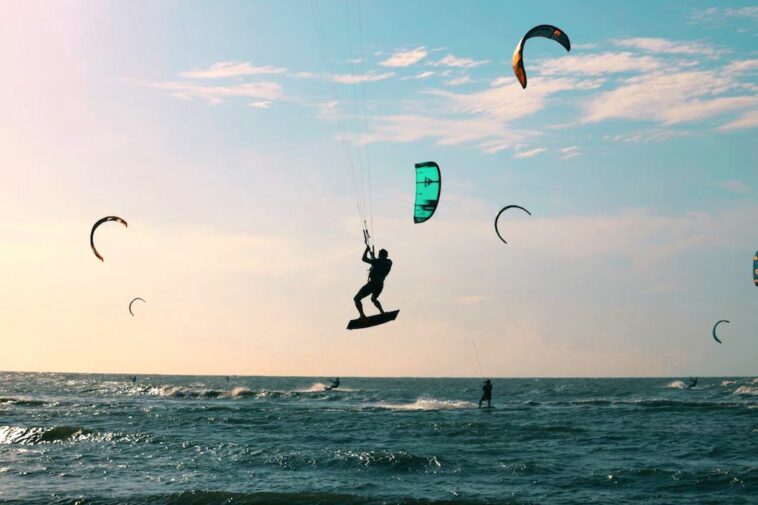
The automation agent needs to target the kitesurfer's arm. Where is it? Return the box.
[362,245,374,264]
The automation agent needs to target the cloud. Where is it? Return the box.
[716,180,751,194]
[147,80,283,104]
[615,38,726,58]
[316,100,339,121]
[249,101,272,109]
[558,146,579,159]
[513,147,547,159]
[446,76,472,86]
[582,70,757,125]
[691,6,758,23]
[429,77,593,122]
[361,113,535,153]
[431,54,490,68]
[180,61,287,79]
[606,129,690,144]
[413,71,435,80]
[379,47,428,67]
[719,109,758,131]
[332,71,394,84]
[537,52,661,75]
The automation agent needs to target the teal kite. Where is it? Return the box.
[414,162,441,223]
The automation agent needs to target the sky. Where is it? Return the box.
[0,0,756,377]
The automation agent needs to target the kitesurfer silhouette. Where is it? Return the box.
[479,379,492,408]
[687,377,698,389]
[354,244,392,318]
[325,378,340,391]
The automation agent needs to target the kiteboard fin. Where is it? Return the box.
[347,310,399,330]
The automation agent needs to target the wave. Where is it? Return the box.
[331,449,443,472]
[733,385,758,396]
[0,397,48,407]
[0,425,147,445]
[366,398,476,411]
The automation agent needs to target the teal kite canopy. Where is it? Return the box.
[414,162,441,223]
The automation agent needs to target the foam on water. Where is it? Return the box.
[368,398,476,411]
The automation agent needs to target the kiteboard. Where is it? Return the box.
[347,310,399,330]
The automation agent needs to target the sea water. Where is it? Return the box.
[0,373,755,504]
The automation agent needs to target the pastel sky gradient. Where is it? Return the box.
[1,0,756,376]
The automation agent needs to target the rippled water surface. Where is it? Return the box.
[0,373,756,504]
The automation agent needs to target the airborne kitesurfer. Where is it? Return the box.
[354,244,392,319]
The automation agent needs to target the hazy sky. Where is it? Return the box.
[1,0,756,377]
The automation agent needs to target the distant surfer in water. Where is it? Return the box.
[131,376,136,384]
[325,378,340,391]
[354,244,392,318]
[479,379,492,408]
[686,377,697,389]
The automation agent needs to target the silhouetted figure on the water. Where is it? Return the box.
[354,245,392,318]
[131,376,136,384]
[226,376,229,382]
[325,378,340,391]
[687,377,698,389]
[479,380,492,408]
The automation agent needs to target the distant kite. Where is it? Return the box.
[753,251,757,287]
[414,162,441,223]
[129,297,145,316]
[90,216,127,262]
[494,205,531,244]
[712,319,729,344]
[512,25,571,89]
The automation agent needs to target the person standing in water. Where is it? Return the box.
[325,378,340,391]
[479,379,492,408]
[354,245,392,318]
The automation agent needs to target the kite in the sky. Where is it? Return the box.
[494,205,531,244]
[512,25,571,89]
[414,162,441,223]
[712,319,729,344]
[90,216,128,262]
[128,297,145,316]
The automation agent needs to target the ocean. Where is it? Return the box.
[0,373,755,504]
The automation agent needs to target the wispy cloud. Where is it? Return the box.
[583,69,757,126]
[691,6,758,24]
[332,71,394,84]
[513,147,547,159]
[413,71,435,80]
[361,114,535,154]
[446,75,472,86]
[431,54,490,68]
[537,52,660,76]
[249,100,273,109]
[719,109,758,131]
[615,38,726,58]
[379,47,428,67]
[559,146,580,159]
[180,61,287,79]
[147,80,283,104]
[716,179,751,194]
[605,129,690,144]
